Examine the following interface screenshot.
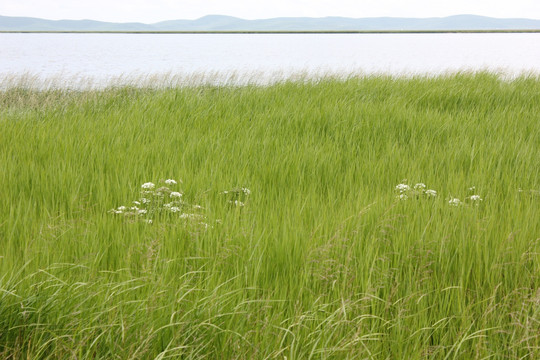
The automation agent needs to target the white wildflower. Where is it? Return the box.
[138,209,147,215]
[469,186,476,191]
[140,198,150,204]
[425,189,437,197]
[117,206,127,211]
[469,195,482,201]
[170,192,183,198]
[395,184,411,193]
[141,182,155,189]
[165,179,177,185]
[414,183,426,190]
[398,194,408,200]
[133,201,140,205]
[170,206,181,213]
[145,219,153,224]
[193,205,203,209]
[230,200,245,207]
[130,206,139,211]
[449,198,461,206]
[222,191,228,194]
[242,187,251,195]
[113,210,123,214]
[163,203,172,208]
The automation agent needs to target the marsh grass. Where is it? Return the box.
[0,73,539,359]
[0,70,352,91]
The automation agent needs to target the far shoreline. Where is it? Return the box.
[2,29,540,34]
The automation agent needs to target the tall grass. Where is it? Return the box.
[0,73,539,359]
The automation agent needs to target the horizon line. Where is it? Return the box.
[2,30,540,34]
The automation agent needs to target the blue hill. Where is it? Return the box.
[1,14,540,31]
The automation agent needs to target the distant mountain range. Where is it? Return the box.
[1,14,540,31]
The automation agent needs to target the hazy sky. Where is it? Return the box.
[2,0,540,23]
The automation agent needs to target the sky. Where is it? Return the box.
[1,0,540,23]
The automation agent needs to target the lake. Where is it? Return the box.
[1,33,540,88]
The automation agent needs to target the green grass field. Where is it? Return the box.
[0,73,539,359]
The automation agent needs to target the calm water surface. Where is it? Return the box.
[1,33,540,87]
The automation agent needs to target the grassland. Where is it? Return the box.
[0,73,539,359]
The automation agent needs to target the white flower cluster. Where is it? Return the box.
[448,198,462,206]
[110,180,253,227]
[395,184,411,193]
[466,186,482,203]
[395,182,437,200]
[425,189,437,197]
[222,187,251,208]
[395,181,485,207]
[447,195,483,207]
[109,178,208,228]
[447,186,484,207]
[141,182,155,190]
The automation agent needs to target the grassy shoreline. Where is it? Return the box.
[1,74,539,359]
